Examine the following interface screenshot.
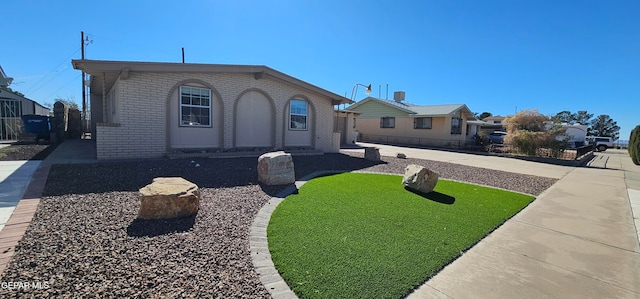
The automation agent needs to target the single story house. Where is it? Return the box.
[0,65,50,140]
[482,115,506,125]
[345,95,477,148]
[479,115,507,133]
[71,59,352,159]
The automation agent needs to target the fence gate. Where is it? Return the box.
[0,99,22,140]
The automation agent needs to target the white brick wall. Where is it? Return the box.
[96,71,339,159]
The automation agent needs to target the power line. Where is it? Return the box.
[24,47,81,95]
[42,73,81,102]
[28,66,73,95]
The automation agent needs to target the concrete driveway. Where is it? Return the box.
[346,142,574,179]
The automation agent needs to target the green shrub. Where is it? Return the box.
[630,125,640,165]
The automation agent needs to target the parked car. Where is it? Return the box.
[488,131,507,144]
[586,136,614,152]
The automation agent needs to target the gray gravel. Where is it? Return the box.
[0,152,557,298]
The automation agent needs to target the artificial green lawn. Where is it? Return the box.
[267,173,534,299]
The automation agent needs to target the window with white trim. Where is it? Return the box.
[289,99,308,130]
[414,117,432,129]
[180,86,211,127]
[380,117,395,128]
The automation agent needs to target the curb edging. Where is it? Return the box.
[249,170,346,299]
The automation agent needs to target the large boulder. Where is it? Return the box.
[402,164,439,194]
[258,151,295,185]
[138,177,200,219]
[365,147,380,161]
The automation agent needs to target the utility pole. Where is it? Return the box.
[81,31,87,137]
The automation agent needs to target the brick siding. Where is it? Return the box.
[96,72,339,159]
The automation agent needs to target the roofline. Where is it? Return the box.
[71,59,352,105]
[336,109,361,114]
[349,97,477,118]
[0,65,13,87]
[347,97,416,114]
[0,88,48,109]
[467,120,494,125]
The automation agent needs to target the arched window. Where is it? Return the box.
[289,99,308,130]
[180,86,211,127]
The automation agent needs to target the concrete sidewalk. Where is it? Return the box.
[0,161,41,232]
[350,143,640,298]
[0,140,97,274]
[0,140,97,232]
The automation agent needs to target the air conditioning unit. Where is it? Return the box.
[393,91,405,102]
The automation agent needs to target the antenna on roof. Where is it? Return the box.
[182,48,185,63]
[386,84,388,100]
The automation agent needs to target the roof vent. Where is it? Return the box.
[393,91,405,102]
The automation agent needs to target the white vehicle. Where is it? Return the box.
[586,136,614,152]
[560,124,588,147]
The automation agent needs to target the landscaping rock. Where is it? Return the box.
[0,154,557,298]
[258,151,295,185]
[365,147,380,161]
[402,164,439,193]
[397,153,407,159]
[138,177,200,219]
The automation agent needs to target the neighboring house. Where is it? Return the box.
[345,95,477,148]
[479,115,506,133]
[71,59,352,159]
[467,120,494,137]
[482,115,506,125]
[0,65,50,140]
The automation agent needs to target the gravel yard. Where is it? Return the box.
[0,144,58,161]
[0,152,557,298]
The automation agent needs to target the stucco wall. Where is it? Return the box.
[348,99,472,146]
[235,90,275,148]
[95,71,337,159]
[283,98,315,147]
[167,82,224,149]
[355,116,469,142]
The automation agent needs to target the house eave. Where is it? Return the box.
[347,97,415,114]
[72,59,352,105]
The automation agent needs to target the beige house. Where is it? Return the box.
[72,60,352,159]
[346,96,477,148]
[482,115,506,125]
[480,116,507,132]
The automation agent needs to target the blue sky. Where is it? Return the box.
[2,0,638,139]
